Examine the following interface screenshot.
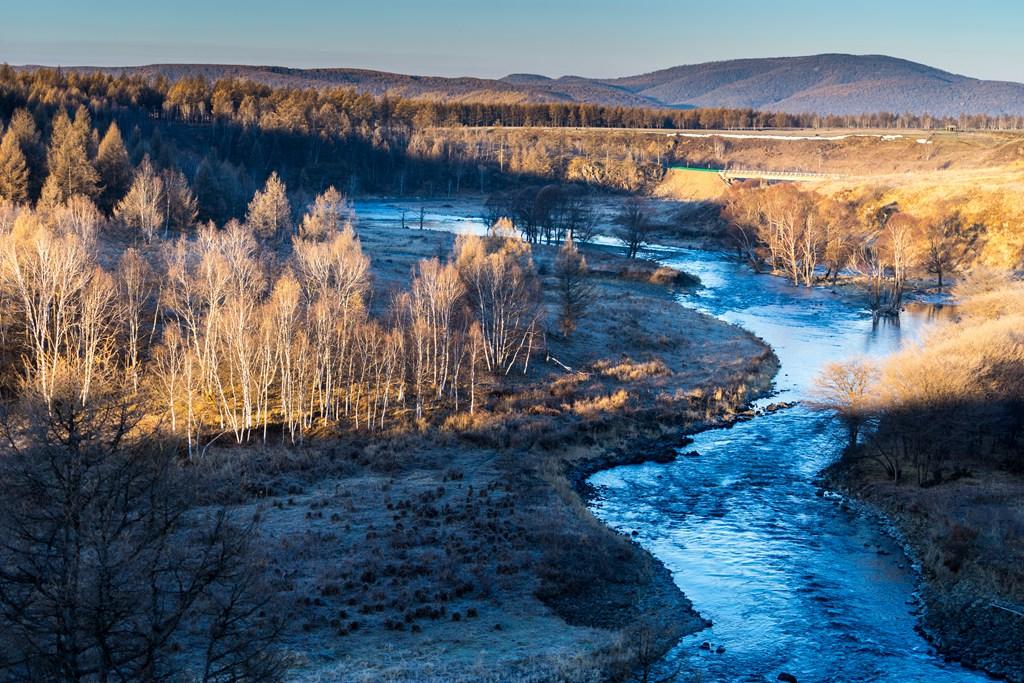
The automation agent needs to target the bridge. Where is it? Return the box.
[720,168,843,182]
[668,165,844,183]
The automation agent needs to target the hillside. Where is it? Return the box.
[602,54,1024,116]
[26,54,1024,115]
[34,64,662,107]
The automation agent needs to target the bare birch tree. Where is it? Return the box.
[455,231,540,376]
[115,156,165,242]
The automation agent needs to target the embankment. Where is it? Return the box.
[823,459,1024,683]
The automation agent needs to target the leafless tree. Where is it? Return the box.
[404,258,467,417]
[0,221,116,406]
[117,249,154,393]
[0,372,286,682]
[811,358,878,450]
[50,195,104,248]
[455,230,540,376]
[921,211,980,291]
[616,199,651,259]
[115,157,164,243]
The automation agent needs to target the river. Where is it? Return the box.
[352,200,989,682]
[588,247,988,682]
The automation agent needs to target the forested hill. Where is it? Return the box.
[28,54,1024,116]
[601,54,1024,117]
[24,64,663,108]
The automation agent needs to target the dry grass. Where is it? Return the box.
[956,283,1024,320]
[653,168,728,202]
[593,359,671,382]
[569,389,630,416]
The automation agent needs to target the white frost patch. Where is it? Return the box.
[916,138,934,144]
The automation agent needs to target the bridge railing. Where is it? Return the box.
[666,165,845,181]
[719,168,844,180]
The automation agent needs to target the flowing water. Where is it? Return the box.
[351,201,987,681]
[587,248,988,682]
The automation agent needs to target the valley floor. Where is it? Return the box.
[204,217,777,681]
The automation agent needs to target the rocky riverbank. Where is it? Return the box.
[823,459,1024,683]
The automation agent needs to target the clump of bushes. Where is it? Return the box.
[593,358,671,382]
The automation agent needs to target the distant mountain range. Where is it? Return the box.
[29,54,1024,116]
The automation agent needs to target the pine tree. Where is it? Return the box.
[161,168,198,234]
[5,109,46,199]
[554,237,595,337]
[298,186,348,239]
[246,172,291,239]
[0,128,30,204]
[40,108,100,207]
[194,156,228,223]
[96,122,133,211]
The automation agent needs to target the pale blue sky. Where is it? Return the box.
[2,0,1021,81]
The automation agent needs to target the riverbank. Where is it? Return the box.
[199,218,778,681]
[823,458,1024,682]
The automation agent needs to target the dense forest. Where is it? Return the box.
[4,65,1024,219]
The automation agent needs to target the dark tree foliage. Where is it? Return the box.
[0,127,29,202]
[95,122,133,211]
[554,237,595,336]
[616,199,652,259]
[0,380,286,682]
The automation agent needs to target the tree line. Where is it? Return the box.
[722,182,992,316]
[409,101,1024,133]
[6,65,1024,215]
[8,66,1022,136]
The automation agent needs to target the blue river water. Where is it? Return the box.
[350,200,987,682]
[588,247,988,682]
